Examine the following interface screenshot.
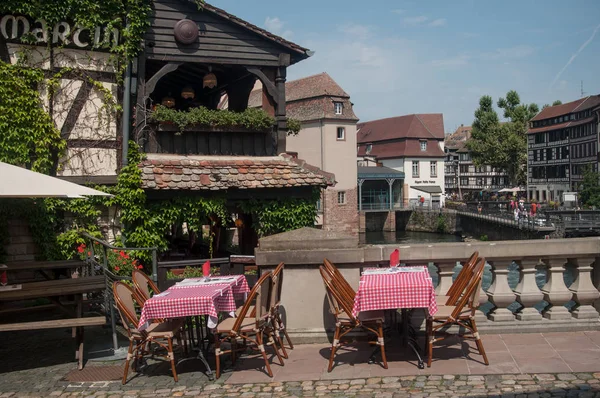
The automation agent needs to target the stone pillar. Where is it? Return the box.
[568,257,600,319]
[540,257,572,320]
[486,260,516,321]
[514,258,543,321]
[434,262,456,297]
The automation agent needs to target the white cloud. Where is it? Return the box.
[403,16,429,25]
[264,16,293,39]
[428,18,447,27]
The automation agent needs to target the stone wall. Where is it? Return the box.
[399,210,459,234]
[4,219,38,262]
[322,187,359,235]
[359,211,396,232]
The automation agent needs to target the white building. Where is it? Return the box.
[357,114,446,208]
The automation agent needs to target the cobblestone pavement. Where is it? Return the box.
[1,373,600,397]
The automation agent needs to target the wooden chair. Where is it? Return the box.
[131,269,160,306]
[426,257,489,368]
[436,251,479,306]
[213,271,284,379]
[319,266,387,372]
[112,282,184,384]
[323,258,356,302]
[270,262,293,357]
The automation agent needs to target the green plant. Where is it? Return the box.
[150,105,302,135]
[166,265,220,280]
[480,234,489,241]
[436,214,448,233]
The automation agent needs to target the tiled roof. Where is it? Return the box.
[357,140,445,159]
[530,95,600,121]
[140,154,335,191]
[445,125,472,144]
[527,116,595,134]
[188,1,310,59]
[357,114,444,143]
[248,73,359,122]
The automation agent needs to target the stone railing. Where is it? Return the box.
[256,228,600,342]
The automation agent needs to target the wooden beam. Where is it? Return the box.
[60,81,93,140]
[145,62,183,97]
[246,67,279,104]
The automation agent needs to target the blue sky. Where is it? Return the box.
[212,0,600,133]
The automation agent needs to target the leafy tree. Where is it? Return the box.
[467,90,539,186]
[579,166,600,208]
[543,100,563,109]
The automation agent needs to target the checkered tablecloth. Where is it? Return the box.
[352,267,437,318]
[137,276,249,330]
[168,275,249,296]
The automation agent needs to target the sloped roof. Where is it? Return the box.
[357,140,445,159]
[445,125,472,143]
[190,1,310,58]
[140,154,335,190]
[530,95,600,121]
[248,72,359,122]
[528,116,595,134]
[357,114,444,143]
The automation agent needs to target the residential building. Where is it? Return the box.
[444,125,510,198]
[527,95,600,202]
[357,114,445,208]
[249,73,360,234]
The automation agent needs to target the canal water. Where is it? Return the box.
[361,230,576,314]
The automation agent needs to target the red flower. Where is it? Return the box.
[87,251,91,256]
[114,266,120,271]
[137,265,143,270]
[77,244,86,253]
[119,251,126,257]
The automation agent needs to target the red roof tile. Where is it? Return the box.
[530,95,600,121]
[357,140,445,159]
[248,73,358,122]
[139,154,335,191]
[357,114,445,143]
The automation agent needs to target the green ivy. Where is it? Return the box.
[151,105,302,136]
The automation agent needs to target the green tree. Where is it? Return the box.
[543,100,563,109]
[467,90,539,186]
[580,166,600,208]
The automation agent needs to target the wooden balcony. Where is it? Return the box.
[142,122,277,156]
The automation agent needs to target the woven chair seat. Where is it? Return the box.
[146,321,181,338]
[216,317,255,333]
[339,310,385,324]
[429,305,471,320]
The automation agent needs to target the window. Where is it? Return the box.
[366,144,372,154]
[420,140,427,151]
[430,161,437,177]
[336,127,345,140]
[412,161,419,177]
[334,102,343,115]
[316,198,322,212]
[337,191,346,205]
[460,177,469,186]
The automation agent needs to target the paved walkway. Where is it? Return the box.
[1,325,600,397]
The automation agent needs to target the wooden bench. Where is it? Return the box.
[0,276,105,301]
[0,316,106,369]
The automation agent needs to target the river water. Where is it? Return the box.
[361,230,576,314]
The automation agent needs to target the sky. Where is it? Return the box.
[211,0,600,134]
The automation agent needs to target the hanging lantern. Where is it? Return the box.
[203,72,217,89]
[234,218,244,228]
[181,86,195,100]
[161,93,176,108]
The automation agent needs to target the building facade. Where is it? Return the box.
[249,73,359,234]
[527,95,600,202]
[357,114,445,208]
[444,125,510,198]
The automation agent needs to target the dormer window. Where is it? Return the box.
[420,140,427,151]
[334,102,343,115]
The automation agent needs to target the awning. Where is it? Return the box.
[0,162,112,198]
[411,185,443,194]
[358,166,405,180]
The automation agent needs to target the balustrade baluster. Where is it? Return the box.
[568,257,600,319]
[540,257,572,320]
[594,257,600,314]
[486,259,516,321]
[514,258,543,321]
[434,262,457,297]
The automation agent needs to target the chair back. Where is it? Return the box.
[323,258,356,301]
[446,251,479,305]
[232,271,271,332]
[113,282,143,336]
[270,262,284,309]
[451,257,485,319]
[132,269,161,305]
[319,266,356,325]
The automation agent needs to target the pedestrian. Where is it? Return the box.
[531,202,537,216]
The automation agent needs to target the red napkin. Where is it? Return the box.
[202,260,211,277]
[0,271,7,285]
[389,249,400,267]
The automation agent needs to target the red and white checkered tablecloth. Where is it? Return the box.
[352,267,437,318]
[168,275,249,296]
[138,276,249,330]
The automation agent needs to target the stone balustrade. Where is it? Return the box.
[256,228,600,343]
